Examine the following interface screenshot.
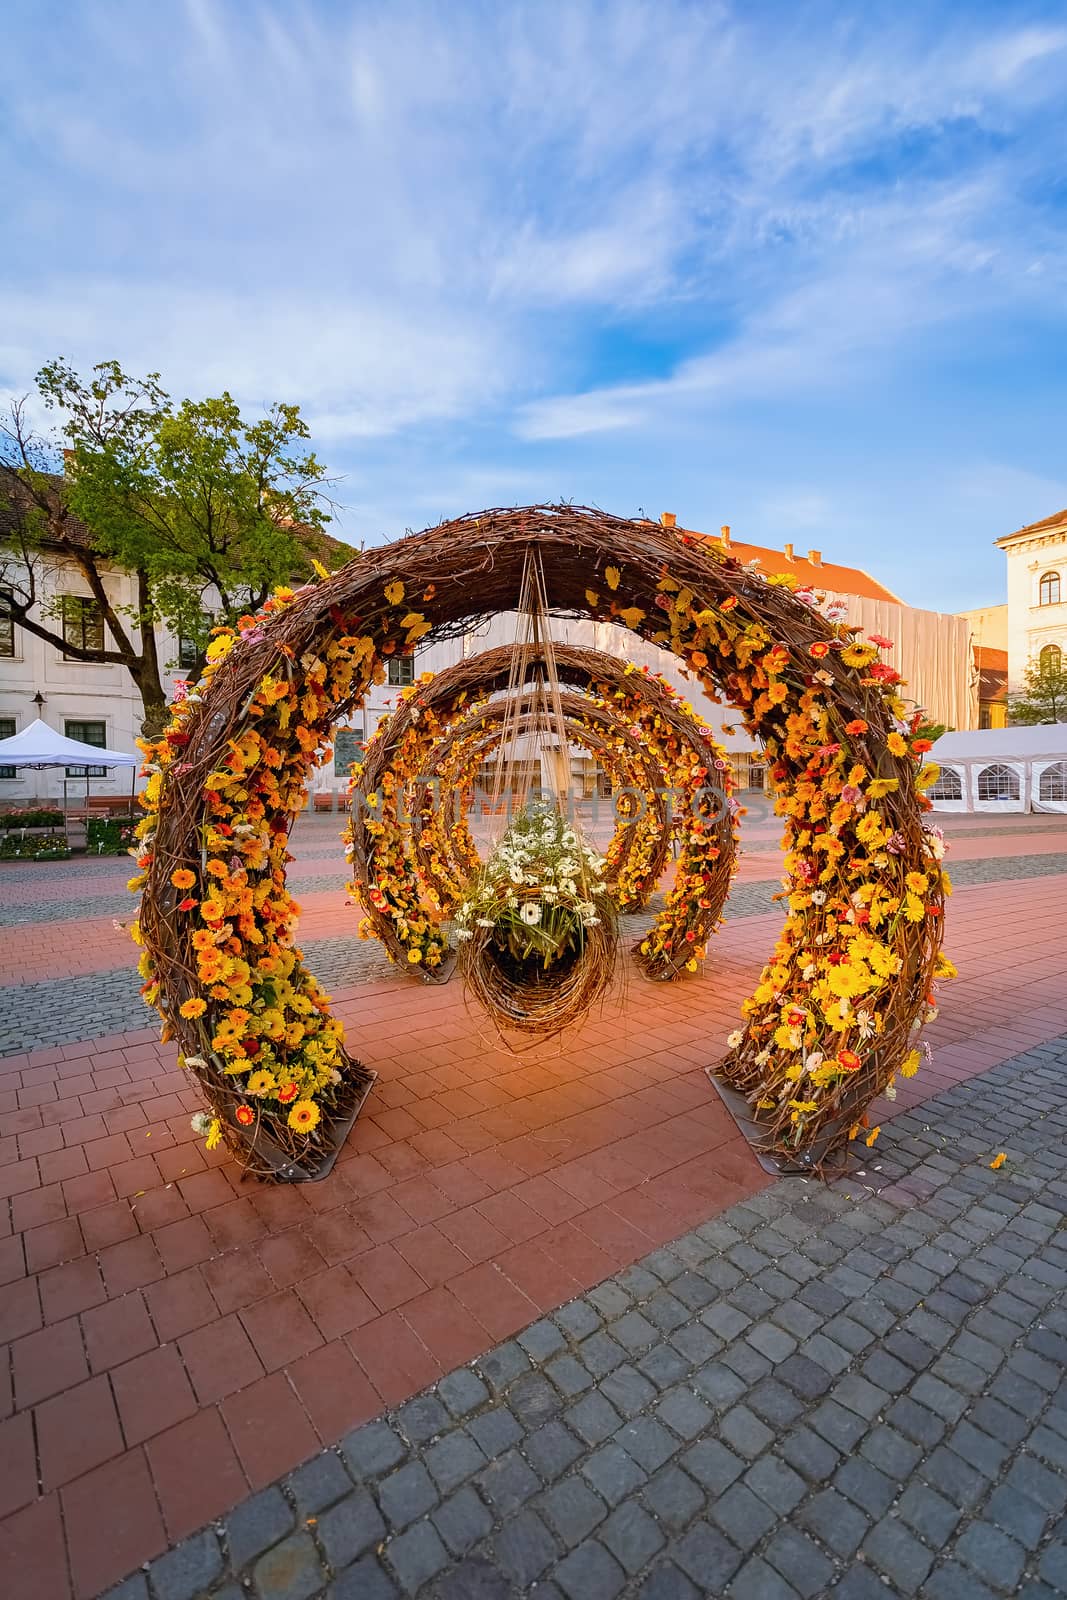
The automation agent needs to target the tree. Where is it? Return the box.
[1008,655,1067,725]
[0,360,343,734]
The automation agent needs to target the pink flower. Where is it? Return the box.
[868,634,894,650]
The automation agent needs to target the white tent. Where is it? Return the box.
[0,718,140,770]
[929,724,1067,814]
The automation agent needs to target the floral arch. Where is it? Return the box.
[346,641,739,983]
[133,504,952,1176]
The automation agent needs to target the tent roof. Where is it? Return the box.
[0,718,140,769]
[932,724,1067,761]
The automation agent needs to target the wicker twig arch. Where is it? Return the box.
[134,504,950,1174]
[346,642,738,981]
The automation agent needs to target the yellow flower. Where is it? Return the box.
[617,606,645,631]
[311,558,331,580]
[407,947,423,963]
[205,1118,223,1150]
[900,1049,920,1078]
[586,589,599,607]
[887,732,907,757]
[180,998,207,1018]
[990,1152,1007,1169]
[605,565,621,590]
[288,1100,321,1133]
[384,580,405,605]
[865,1125,881,1147]
[866,778,899,799]
[171,869,196,890]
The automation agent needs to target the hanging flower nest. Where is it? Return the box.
[454,804,618,1035]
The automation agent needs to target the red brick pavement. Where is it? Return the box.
[0,833,1065,1595]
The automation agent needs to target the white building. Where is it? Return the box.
[994,507,1067,693]
[1,514,977,807]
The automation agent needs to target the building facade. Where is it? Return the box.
[994,509,1067,693]
[1,516,977,806]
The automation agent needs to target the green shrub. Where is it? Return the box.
[87,815,140,855]
[0,807,64,830]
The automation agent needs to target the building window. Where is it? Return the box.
[1039,644,1062,676]
[0,716,15,780]
[928,767,963,800]
[1038,571,1061,606]
[976,763,1019,801]
[387,655,414,687]
[1039,762,1067,802]
[62,595,105,655]
[64,719,107,778]
[177,613,213,672]
[0,590,14,658]
[333,726,366,776]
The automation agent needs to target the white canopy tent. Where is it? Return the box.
[929,724,1067,814]
[0,718,140,820]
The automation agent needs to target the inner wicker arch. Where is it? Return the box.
[135,503,949,1173]
[347,642,738,982]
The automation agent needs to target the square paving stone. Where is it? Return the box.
[655,1386,712,1440]
[673,1520,742,1591]
[554,1541,626,1600]
[600,1500,665,1574]
[385,1522,449,1593]
[895,1481,960,1546]
[379,1461,438,1529]
[340,1421,406,1481]
[834,1457,896,1518]
[437,1368,490,1418]
[150,1530,223,1600]
[396,1394,449,1446]
[681,1437,745,1495]
[611,1311,658,1353]
[525,1419,583,1481]
[546,1354,595,1398]
[796,1486,869,1556]
[728,1557,803,1600]
[226,1486,295,1571]
[581,1442,646,1506]
[424,1430,487,1494]
[509,1373,562,1426]
[252,1533,324,1600]
[709,1482,777,1550]
[429,1556,512,1600]
[567,1391,623,1445]
[862,1517,935,1594]
[493,1509,558,1586]
[555,1300,601,1340]
[745,1321,797,1362]
[541,1477,608,1542]
[287,1451,351,1517]
[579,1332,627,1377]
[763,1528,833,1599]
[431,1485,493,1556]
[317,1488,386,1569]
[518,1319,567,1361]
[478,1449,539,1515]
[778,1425,839,1483]
[637,1345,690,1391]
[642,1465,705,1531]
[614,1416,677,1473]
[744,1454,806,1515]
[719,1403,775,1459]
[599,1365,657,1417]
[465,1406,522,1459]
[692,1364,747,1410]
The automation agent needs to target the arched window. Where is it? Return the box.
[1039,643,1062,676]
[977,763,1020,801]
[928,767,963,800]
[1038,571,1061,606]
[1039,762,1067,802]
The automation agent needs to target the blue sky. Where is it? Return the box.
[3,0,1067,610]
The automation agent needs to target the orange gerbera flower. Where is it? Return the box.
[276,1081,299,1104]
[235,1105,255,1127]
[171,869,196,889]
[179,998,207,1019]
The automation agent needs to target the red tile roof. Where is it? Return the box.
[675,522,903,604]
[975,645,1008,704]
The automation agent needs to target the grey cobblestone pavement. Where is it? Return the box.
[4,848,1065,928]
[3,852,1065,1051]
[106,1037,1067,1600]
